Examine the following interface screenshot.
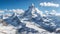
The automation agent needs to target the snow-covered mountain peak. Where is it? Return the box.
[24,4,43,19]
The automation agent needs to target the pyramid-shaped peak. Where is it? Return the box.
[29,3,35,8]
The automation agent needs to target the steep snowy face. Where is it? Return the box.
[32,8,43,18]
[24,3,43,21]
[41,11,60,32]
[45,11,60,27]
[24,3,35,18]
[4,13,21,27]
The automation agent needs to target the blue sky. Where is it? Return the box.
[0,0,60,12]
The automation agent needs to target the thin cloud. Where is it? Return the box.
[40,2,59,7]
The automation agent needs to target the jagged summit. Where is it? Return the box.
[24,3,35,19]
[29,3,35,9]
[24,3,43,20]
[4,13,21,27]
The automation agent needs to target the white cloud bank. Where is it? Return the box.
[12,9,24,15]
[0,10,4,13]
[45,10,60,16]
[40,2,59,7]
[0,10,4,15]
[0,9,24,15]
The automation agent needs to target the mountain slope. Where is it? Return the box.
[4,13,21,27]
